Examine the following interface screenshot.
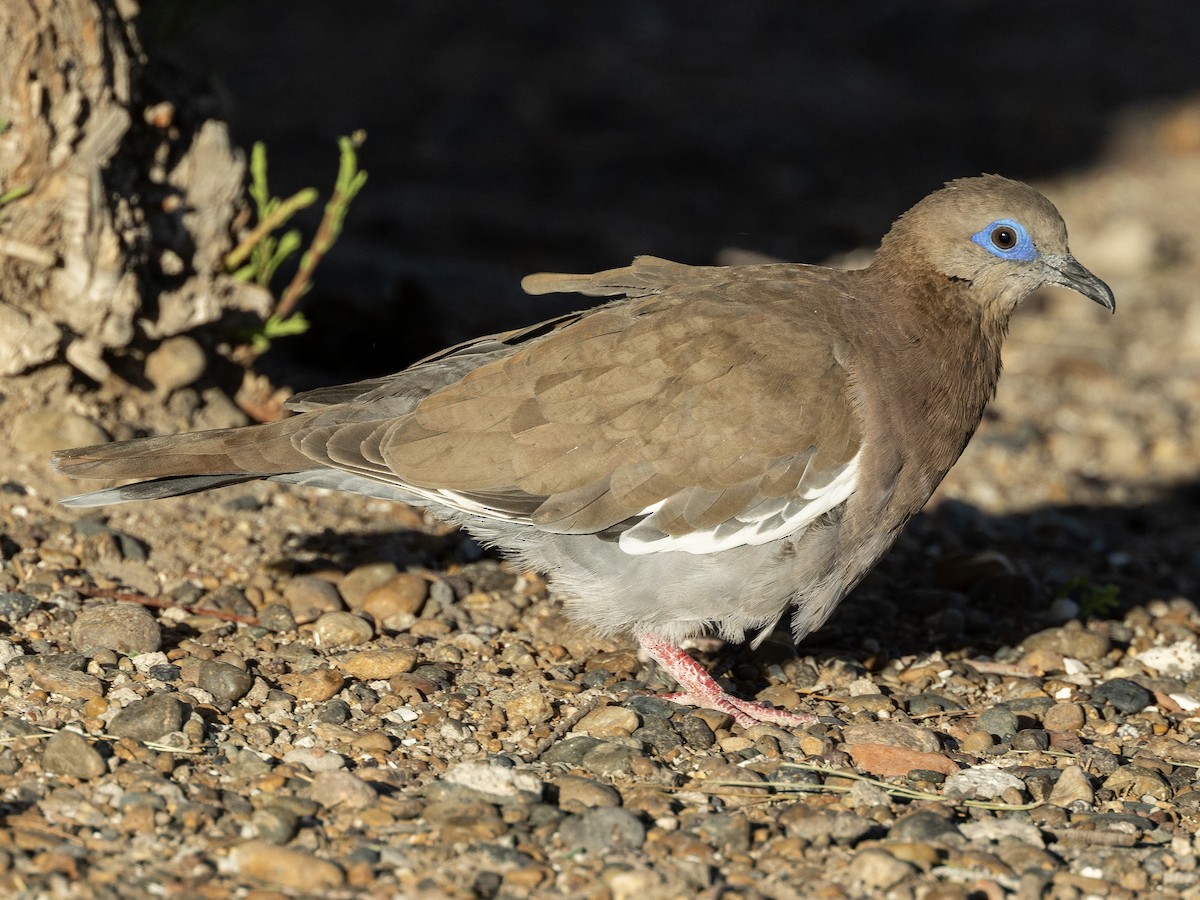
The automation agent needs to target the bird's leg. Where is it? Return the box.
[637,633,816,729]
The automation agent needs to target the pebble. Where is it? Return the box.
[848,848,916,891]
[229,841,345,891]
[580,742,639,777]
[779,807,876,845]
[362,572,428,621]
[555,774,621,811]
[282,747,346,772]
[283,576,345,624]
[505,691,554,726]
[308,770,378,811]
[72,604,161,654]
[976,705,1020,739]
[251,805,300,845]
[678,714,716,750]
[846,743,959,777]
[42,729,106,779]
[258,604,298,633]
[312,611,375,647]
[107,692,186,741]
[1103,764,1172,800]
[1021,625,1111,661]
[338,648,417,680]
[575,705,640,738]
[29,661,104,699]
[542,736,602,766]
[943,765,1025,800]
[1092,677,1153,713]
[197,659,253,702]
[890,810,962,843]
[443,761,543,805]
[12,408,109,456]
[423,799,507,841]
[337,562,399,608]
[278,668,344,702]
[558,807,646,854]
[145,335,207,393]
[842,721,941,753]
[0,591,37,621]
[1043,701,1086,732]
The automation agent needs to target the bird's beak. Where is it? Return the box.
[1044,254,1116,313]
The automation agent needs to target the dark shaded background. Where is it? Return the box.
[169,2,1200,384]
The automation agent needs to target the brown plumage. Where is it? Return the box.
[53,175,1114,727]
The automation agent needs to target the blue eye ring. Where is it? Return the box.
[971,218,1037,261]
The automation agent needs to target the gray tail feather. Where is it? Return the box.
[58,474,260,508]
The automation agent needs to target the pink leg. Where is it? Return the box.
[637,633,816,729]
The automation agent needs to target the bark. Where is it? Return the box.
[0,0,270,381]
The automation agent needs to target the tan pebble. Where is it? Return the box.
[505,692,553,726]
[842,722,940,753]
[29,666,104,700]
[230,840,344,891]
[283,576,344,624]
[1022,647,1066,674]
[756,684,802,711]
[884,841,941,872]
[362,573,428,620]
[277,668,344,702]
[1043,701,1086,732]
[959,730,995,753]
[846,742,959,777]
[338,648,417,680]
[688,708,733,732]
[575,705,639,738]
[409,619,451,637]
[312,611,374,647]
[145,335,207,393]
[388,673,440,702]
[718,736,754,754]
[337,562,399,608]
[502,867,547,890]
[350,731,393,755]
[1049,764,1094,806]
[555,774,622,811]
[72,604,161,654]
[42,730,106,779]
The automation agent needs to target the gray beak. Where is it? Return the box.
[1044,254,1116,313]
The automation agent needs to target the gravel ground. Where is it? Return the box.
[3,107,1200,900]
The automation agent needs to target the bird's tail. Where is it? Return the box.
[51,417,312,508]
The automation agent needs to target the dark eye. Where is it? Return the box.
[991,226,1017,250]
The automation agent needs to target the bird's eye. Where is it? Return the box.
[991,226,1016,250]
[971,219,1036,261]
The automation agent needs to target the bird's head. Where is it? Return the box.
[877,174,1115,321]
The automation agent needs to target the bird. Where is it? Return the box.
[52,175,1114,728]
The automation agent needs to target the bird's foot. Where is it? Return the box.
[637,632,816,729]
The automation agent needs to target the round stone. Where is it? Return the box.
[72,604,161,654]
[312,611,374,647]
[197,659,253,702]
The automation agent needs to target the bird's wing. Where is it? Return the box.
[294,257,863,555]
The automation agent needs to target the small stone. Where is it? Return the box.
[423,799,507,841]
[960,730,995,753]
[1049,765,1094,807]
[779,807,876,845]
[678,714,716,749]
[842,722,940,753]
[1021,625,1111,661]
[1043,701,1086,732]
[29,662,104,700]
[541,736,602,766]
[443,761,543,805]
[847,743,959,777]
[337,563,399,609]
[312,611,374,648]
[580,742,638,777]
[308,770,377,811]
[1092,678,1153,714]
[338,648,417,680]
[976,705,1020,739]
[13,409,109,457]
[145,335,207,393]
[251,805,299,845]
[197,660,253,702]
[505,692,554,726]
[72,604,161,654]
[555,774,621,811]
[278,668,345,702]
[849,848,916,891]
[575,705,639,738]
[907,693,964,716]
[0,591,37,621]
[258,604,298,633]
[1012,729,1050,752]
[42,729,106,779]
[108,693,186,741]
[558,807,646,854]
[891,810,962,843]
[943,765,1025,800]
[361,573,428,620]
[1103,764,1171,801]
[283,576,345,624]
[282,747,346,772]
[230,841,344,891]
